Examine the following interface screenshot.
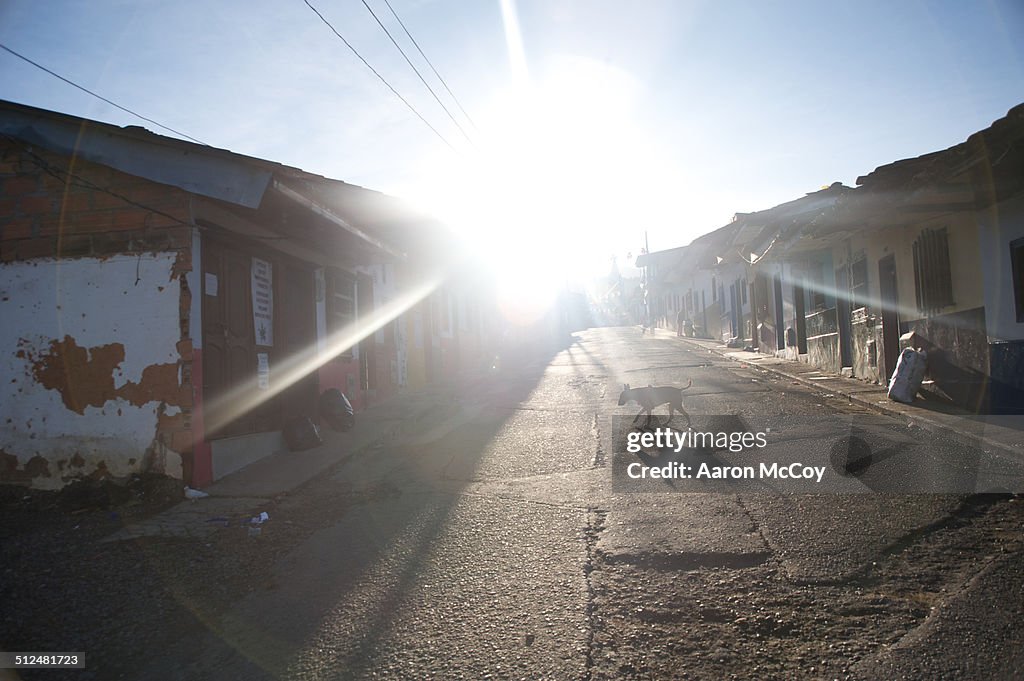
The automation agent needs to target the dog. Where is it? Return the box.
[618,380,693,429]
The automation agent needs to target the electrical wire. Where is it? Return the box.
[380,0,478,132]
[1,133,192,228]
[360,0,474,145]
[302,0,457,153]
[0,43,209,146]
[4,133,330,242]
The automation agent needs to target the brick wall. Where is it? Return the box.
[0,139,191,261]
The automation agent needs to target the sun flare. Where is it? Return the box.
[416,55,684,315]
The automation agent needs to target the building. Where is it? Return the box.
[812,103,1024,412]
[650,103,1024,414]
[0,99,462,489]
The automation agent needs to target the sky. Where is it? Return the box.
[1,0,1023,284]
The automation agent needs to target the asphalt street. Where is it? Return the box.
[179,326,1022,680]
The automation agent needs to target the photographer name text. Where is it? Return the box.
[625,461,826,482]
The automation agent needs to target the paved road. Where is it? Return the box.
[181,327,1022,680]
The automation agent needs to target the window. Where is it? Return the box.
[326,268,356,358]
[912,227,954,313]
[741,278,747,304]
[1011,237,1024,322]
[712,277,717,301]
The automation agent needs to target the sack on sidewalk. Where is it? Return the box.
[887,347,928,404]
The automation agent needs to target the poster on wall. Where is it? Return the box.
[252,257,274,346]
[256,353,270,390]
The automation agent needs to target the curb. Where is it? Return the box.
[665,332,1021,460]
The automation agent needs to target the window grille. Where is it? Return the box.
[912,227,954,313]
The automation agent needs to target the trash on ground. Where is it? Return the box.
[319,388,355,431]
[250,511,269,525]
[184,486,209,501]
[887,347,928,404]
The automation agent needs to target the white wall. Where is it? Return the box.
[0,254,181,488]
[979,196,1024,341]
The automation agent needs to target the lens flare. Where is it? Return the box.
[203,275,441,437]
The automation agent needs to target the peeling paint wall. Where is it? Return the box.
[0,254,182,488]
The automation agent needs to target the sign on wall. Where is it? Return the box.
[252,257,274,346]
[256,353,270,390]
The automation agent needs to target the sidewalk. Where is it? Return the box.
[652,328,1023,460]
[102,378,469,542]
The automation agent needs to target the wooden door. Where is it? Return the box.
[202,238,319,436]
[202,241,257,437]
[277,264,318,423]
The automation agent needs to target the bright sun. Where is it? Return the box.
[416,54,683,320]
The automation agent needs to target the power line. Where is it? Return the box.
[0,43,209,146]
[1,132,190,228]
[302,0,457,153]
[380,0,478,132]
[2,132,293,241]
[359,0,474,146]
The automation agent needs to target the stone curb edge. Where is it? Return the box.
[667,333,1021,461]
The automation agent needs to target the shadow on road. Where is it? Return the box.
[197,339,579,680]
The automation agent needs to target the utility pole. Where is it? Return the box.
[642,231,650,328]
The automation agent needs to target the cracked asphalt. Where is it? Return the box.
[4,326,1022,680]
[182,327,1023,679]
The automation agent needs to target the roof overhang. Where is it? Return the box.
[0,100,273,208]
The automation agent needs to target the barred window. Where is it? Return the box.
[913,227,954,313]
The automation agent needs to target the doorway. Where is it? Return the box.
[357,272,376,400]
[201,236,318,438]
[835,266,853,368]
[793,282,808,354]
[878,254,900,380]
[773,274,785,350]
